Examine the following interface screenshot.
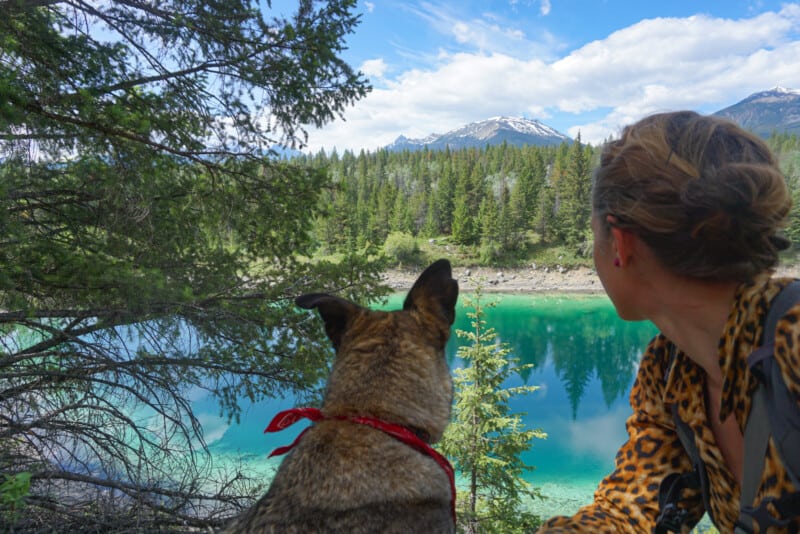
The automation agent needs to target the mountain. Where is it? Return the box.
[713,87,800,137]
[386,116,571,152]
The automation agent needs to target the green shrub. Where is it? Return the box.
[383,231,421,266]
[1,472,31,520]
[479,240,502,264]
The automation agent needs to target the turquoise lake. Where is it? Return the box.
[195,292,659,516]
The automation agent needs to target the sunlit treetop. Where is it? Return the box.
[0,0,370,163]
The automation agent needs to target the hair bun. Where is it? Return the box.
[593,111,791,281]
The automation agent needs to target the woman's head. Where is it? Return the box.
[592,111,791,282]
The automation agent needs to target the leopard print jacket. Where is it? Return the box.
[538,274,800,533]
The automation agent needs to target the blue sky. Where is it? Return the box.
[290,1,800,153]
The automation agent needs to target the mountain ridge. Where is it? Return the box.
[386,116,571,152]
[712,86,800,137]
[382,87,799,153]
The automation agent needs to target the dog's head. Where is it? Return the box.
[295,259,458,443]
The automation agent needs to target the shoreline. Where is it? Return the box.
[382,265,604,293]
[382,263,800,293]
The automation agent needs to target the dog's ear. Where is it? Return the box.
[296,293,361,351]
[403,259,459,326]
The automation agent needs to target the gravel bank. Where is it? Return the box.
[384,265,601,293]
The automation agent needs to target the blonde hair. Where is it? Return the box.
[593,111,791,281]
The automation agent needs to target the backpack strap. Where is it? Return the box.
[654,469,700,534]
[735,388,772,534]
[737,280,800,532]
[746,280,800,489]
[655,346,713,533]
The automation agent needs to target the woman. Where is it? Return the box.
[538,111,799,533]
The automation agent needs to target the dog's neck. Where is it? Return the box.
[322,404,436,444]
[264,407,456,524]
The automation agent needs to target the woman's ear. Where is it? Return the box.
[606,215,635,267]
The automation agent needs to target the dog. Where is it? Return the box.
[223,259,459,533]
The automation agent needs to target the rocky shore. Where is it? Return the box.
[381,263,800,293]
[383,264,600,293]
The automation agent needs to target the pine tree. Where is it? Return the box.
[390,187,412,234]
[439,286,546,533]
[452,195,476,245]
[497,181,514,252]
[435,162,457,234]
[479,193,500,262]
[555,134,592,251]
[422,206,440,238]
[510,149,546,233]
[535,182,558,243]
[452,163,480,245]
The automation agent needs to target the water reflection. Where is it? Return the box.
[447,294,657,418]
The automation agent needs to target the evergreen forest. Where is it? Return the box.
[298,132,800,268]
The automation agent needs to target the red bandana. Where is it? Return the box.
[264,407,457,525]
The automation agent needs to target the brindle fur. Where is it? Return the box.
[223,259,459,533]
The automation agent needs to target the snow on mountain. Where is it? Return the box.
[774,86,800,96]
[713,87,800,137]
[387,116,571,152]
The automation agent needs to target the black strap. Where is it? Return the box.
[757,281,800,353]
[747,282,800,490]
[672,403,712,516]
[768,364,800,488]
[655,471,700,534]
[737,386,770,533]
[654,401,712,533]
[748,280,800,489]
[738,280,800,532]
[738,491,800,532]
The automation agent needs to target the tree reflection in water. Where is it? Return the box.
[446,293,657,420]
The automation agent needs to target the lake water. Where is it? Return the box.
[195,292,659,517]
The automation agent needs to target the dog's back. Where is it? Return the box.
[230,423,454,533]
[224,260,458,533]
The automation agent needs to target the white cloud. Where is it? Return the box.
[540,0,551,16]
[304,4,800,152]
[360,58,388,79]
[364,1,375,13]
